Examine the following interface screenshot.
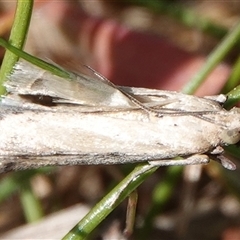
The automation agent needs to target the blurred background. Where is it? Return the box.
[0,1,240,239]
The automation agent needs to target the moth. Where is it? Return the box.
[0,60,239,172]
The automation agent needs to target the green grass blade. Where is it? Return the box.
[222,56,240,94]
[62,164,158,240]
[0,38,72,79]
[0,0,33,94]
[20,181,44,223]
[182,21,240,94]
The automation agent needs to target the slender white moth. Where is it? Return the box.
[0,59,239,172]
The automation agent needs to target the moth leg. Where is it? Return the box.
[209,146,236,170]
[210,146,224,154]
[123,190,138,238]
[213,155,236,170]
[148,154,210,167]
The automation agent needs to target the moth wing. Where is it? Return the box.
[5,60,134,107]
[121,86,224,112]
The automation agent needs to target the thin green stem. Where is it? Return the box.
[182,21,240,94]
[62,164,158,240]
[0,0,34,94]
[222,56,240,94]
[224,79,240,108]
[20,181,44,223]
[0,168,53,204]
[0,38,72,79]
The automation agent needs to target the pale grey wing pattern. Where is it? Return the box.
[120,86,225,112]
[5,60,134,108]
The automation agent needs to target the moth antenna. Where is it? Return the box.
[83,65,227,123]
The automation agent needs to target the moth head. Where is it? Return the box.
[220,128,240,145]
